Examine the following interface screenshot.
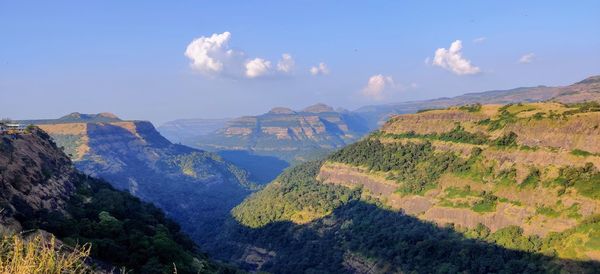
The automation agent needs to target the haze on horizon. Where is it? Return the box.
[1,1,599,124]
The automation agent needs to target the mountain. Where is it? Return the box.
[22,114,255,249]
[164,76,600,184]
[158,118,231,144]
[213,101,600,273]
[355,75,600,129]
[0,127,228,273]
[182,104,368,183]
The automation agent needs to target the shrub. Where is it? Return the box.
[0,234,90,274]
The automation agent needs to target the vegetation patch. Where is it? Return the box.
[571,149,599,157]
[472,192,498,213]
[330,139,468,194]
[385,124,490,145]
[554,163,600,200]
[0,234,90,274]
[458,103,482,112]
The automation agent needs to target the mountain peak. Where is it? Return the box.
[268,107,296,114]
[58,112,121,122]
[302,103,335,113]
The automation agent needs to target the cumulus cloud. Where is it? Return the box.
[184,32,292,79]
[432,40,481,75]
[277,53,295,73]
[361,74,395,100]
[310,62,330,75]
[184,32,243,76]
[245,58,272,78]
[518,53,535,64]
[473,37,486,43]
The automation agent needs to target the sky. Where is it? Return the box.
[1,1,599,125]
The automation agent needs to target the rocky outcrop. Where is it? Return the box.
[0,129,76,231]
[26,114,253,250]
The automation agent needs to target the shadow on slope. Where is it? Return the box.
[76,123,251,247]
[217,150,289,184]
[214,201,600,273]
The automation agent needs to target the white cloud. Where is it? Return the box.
[473,37,486,43]
[184,32,243,76]
[310,62,330,75]
[184,32,292,79]
[432,40,481,75]
[518,53,535,64]
[361,74,395,100]
[277,53,295,73]
[245,58,272,78]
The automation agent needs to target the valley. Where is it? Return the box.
[21,113,256,249]
[218,100,600,272]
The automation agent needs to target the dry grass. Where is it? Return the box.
[0,233,90,274]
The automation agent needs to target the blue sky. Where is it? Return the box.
[1,1,599,124]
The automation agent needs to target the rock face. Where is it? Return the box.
[26,114,253,247]
[0,129,76,231]
[320,102,600,240]
[0,127,228,272]
[189,103,369,163]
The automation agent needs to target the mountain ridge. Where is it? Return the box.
[23,115,256,249]
[0,127,227,272]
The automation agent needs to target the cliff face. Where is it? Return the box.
[30,114,253,248]
[0,129,76,231]
[316,101,600,261]
[0,127,228,272]
[190,103,368,163]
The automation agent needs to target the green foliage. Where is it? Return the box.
[478,104,518,131]
[458,103,482,112]
[536,206,561,218]
[521,168,541,188]
[493,131,518,147]
[386,124,490,145]
[232,161,360,228]
[23,175,222,273]
[563,101,600,116]
[571,149,598,157]
[472,192,498,213]
[329,139,466,194]
[488,226,542,252]
[221,200,596,273]
[554,163,600,200]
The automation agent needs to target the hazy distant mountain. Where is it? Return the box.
[158,118,231,143]
[355,75,600,129]
[22,113,255,247]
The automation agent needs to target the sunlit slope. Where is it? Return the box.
[230,102,600,272]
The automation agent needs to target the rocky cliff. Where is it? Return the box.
[26,114,254,250]
[0,127,226,272]
[0,128,76,232]
[318,101,600,261]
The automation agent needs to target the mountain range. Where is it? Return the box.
[214,100,600,273]
[5,75,600,273]
[0,127,230,272]
[160,76,600,185]
[20,113,256,249]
